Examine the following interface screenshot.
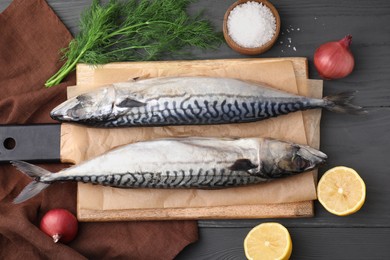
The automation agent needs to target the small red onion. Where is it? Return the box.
[314,35,355,79]
[40,209,78,243]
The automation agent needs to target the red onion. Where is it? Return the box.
[314,35,355,79]
[40,209,78,243]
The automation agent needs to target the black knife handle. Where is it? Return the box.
[0,124,61,163]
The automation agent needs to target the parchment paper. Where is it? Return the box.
[60,59,323,212]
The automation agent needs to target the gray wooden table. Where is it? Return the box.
[2,0,389,259]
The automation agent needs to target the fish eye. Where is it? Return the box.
[293,156,309,170]
[76,94,89,102]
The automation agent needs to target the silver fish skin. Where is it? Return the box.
[12,137,327,204]
[50,77,365,127]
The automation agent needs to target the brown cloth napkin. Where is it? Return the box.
[0,0,198,259]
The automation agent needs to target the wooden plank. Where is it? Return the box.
[75,57,309,85]
[70,57,320,221]
[78,201,313,221]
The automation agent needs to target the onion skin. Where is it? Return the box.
[40,209,78,244]
[314,35,355,79]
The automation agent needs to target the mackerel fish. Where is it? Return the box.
[50,77,365,127]
[12,137,327,203]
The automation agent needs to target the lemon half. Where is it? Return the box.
[244,222,292,260]
[317,166,366,216]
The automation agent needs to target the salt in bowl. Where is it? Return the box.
[223,0,281,55]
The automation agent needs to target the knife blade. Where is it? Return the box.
[0,124,61,163]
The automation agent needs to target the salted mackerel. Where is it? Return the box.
[12,137,326,204]
[50,77,365,127]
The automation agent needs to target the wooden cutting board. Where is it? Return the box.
[62,57,322,221]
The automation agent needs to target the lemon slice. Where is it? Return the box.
[244,222,292,260]
[317,166,366,216]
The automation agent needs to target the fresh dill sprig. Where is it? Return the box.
[45,0,223,87]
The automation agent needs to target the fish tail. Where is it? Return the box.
[323,91,367,115]
[11,161,52,204]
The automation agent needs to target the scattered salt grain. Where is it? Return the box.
[227,1,276,48]
[277,24,302,54]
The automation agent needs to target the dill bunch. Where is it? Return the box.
[45,0,223,87]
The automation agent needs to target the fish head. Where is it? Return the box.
[259,139,327,178]
[50,87,116,123]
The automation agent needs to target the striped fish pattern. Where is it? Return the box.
[50,77,364,127]
[105,94,314,127]
[12,137,327,203]
[51,168,263,188]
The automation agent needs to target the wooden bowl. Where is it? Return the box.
[223,0,281,55]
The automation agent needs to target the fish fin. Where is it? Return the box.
[229,159,258,172]
[117,98,146,108]
[324,91,367,115]
[13,181,50,204]
[11,161,52,204]
[128,74,150,82]
[11,161,51,177]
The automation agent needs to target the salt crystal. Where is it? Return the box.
[293,46,297,51]
[227,1,276,48]
[287,37,292,43]
[297,28,300,31]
